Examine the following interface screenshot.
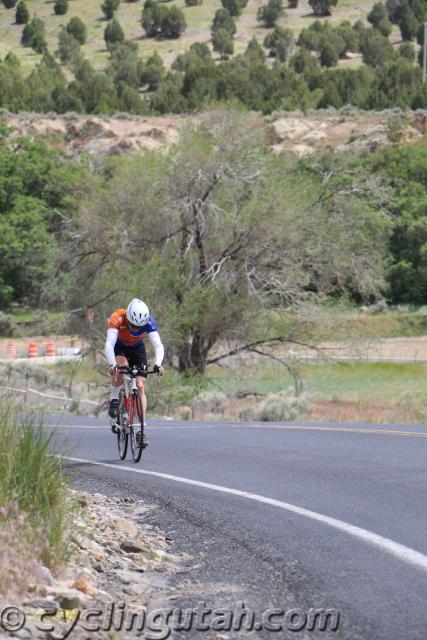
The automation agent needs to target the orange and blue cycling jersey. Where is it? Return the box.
[108,309,158,348]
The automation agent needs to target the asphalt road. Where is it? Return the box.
[47,415,427,640]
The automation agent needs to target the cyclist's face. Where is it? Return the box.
[127,320,140,334]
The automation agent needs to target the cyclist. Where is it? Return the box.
[104,298,164,446]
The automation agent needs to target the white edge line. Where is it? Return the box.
[62,455,427,574]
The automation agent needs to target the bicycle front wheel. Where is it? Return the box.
[117,389,129,460]
[129,391,144,463]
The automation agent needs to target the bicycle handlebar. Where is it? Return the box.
[115,365,157,376]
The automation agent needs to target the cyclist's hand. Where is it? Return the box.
[108,364,118,376]
[154,365,164,377]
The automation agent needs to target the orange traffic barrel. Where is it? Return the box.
[46,342,55,357]
[7,342,16,359]
[27,342,38,358]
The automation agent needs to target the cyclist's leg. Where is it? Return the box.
[127,342,148,427]
[108,353,128,419]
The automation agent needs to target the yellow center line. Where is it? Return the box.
[244,424,427,438]
[49,423,427,438]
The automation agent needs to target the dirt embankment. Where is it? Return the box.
[5,110,427,159]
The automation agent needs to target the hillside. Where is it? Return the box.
[4,109,426,157]
[0,0,387,70]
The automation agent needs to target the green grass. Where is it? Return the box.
[0,398,73,567]
[0,0,376,70]
[207,360,427,406]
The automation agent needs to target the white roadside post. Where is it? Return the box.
[424,22,427,83]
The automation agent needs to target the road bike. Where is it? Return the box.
[113,365,156,463]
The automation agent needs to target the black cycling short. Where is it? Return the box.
[114,341,147,376]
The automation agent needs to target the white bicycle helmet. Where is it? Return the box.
[126,298,149,326]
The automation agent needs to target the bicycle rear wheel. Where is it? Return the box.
[117,389,129,460]
[129,391,144,463]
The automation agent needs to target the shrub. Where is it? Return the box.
[376,16,393,37]
[185,0,203,5]
[308,0,337,16]
[367,2,387,26]
[191,391,228,414]
[212,27,234,58]
[399,6,419,40]
[0,312,14,337]
[66,16,87,44]
[257,0,284,27]
[57,28,80,63]
[142,2,186,38]
[21,17,47,53]
[241,389,311,422]
[54,0,68,14]
[104,18,125,47]
[288,0,298,7]
[2,0,17,9]
[101,0,120,19]
[15,0,29,23]
[212,8,236,35]
[320,41,339,67]
[221,0,243,16]
[264,26,293,61]
[399,40,415,61]
[163,5,186,37]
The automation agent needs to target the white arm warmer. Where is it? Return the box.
[105,328,118,366]
[148,331,165,367]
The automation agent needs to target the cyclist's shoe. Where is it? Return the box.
[108,399,119,419]
[136,431,149,449]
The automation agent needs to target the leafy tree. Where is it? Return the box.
[107,40,141,87]
[399,40,415,61]
[289,48,319,78]
[336,20,359,53]
[57,28,80,63]
[257,0,284,27]
[15,0,29,24]
[376,16,393,36]
[264,26,293,61]
[308,0,337,16]
[66,17,87,44]
[320,41,338,67]
[104,18,125,48]
[101,0,120,19]
[221,0,243,16]
[399,6,419,40]
[142,2,185,38]
[69,111,389,372]
[54,0,68,14]
[162,5,186,38]
[140,50,165,89]
[21,18,47,53]
[212,8,236,35]
[0,126,84,306]
[212,28,234,58]
[359,29,395,67]
[368,2,387,26]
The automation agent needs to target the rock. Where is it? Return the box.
[72,577,96,597]
[56,592,82,610]
[120,540,147,554]
[10,629,32,639]
[270,117,311,142]
[34,565,56,586]
[22,597,58,612]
